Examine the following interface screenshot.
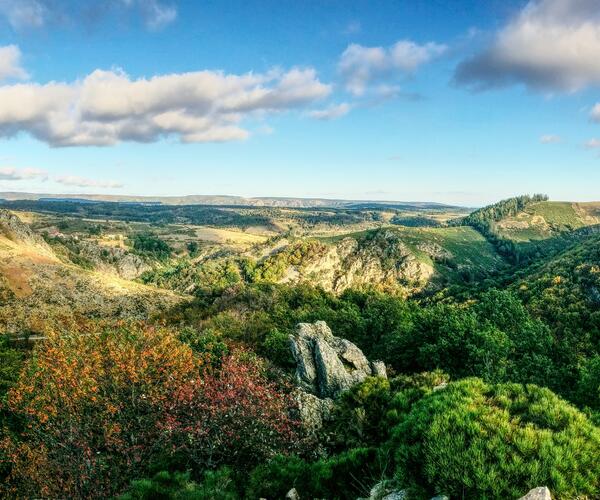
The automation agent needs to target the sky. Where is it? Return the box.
[0,0,600,206]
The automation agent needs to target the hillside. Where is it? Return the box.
[0,209,186,333]
[142,226,504,296]
[496,201,600,241]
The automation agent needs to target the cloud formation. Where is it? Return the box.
[0,166,47,180]
[338,40,446,96]
[0,65,331,147]
[585,138,600,148]
[540,134,561,144]
[0,0,177,30]
[591,103,600,122]
[54,175,123,188]
[0,0,46,29]
[0,45,28,81]
[308,103,351,120]
[455,0,600,92]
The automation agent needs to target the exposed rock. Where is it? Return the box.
[289,321,387,399]
[518,487,552,500]
[382,493,409,500]
[53,236,151,279]
[285,487,300,500]
[362,481,408,500]
[294,390,334,432]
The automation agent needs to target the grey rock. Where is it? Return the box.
[382,492,408,500]
[290,321,387,399]
[290,321,387,432]
[429,496,449,500]
[295,390,334,431]
[518,487,552,500]
[285,487,300,500]
[371,360,387,378]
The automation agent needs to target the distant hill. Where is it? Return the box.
[495,201,600,241]
[0,191,463,210]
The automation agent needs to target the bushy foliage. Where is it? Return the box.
[391,379,600,499]
[131,232,172,260]
[119,469,237,500]
[1,324,298,498]
[247,447,385,499]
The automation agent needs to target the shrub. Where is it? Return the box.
[119,469,237,500]
[2,326,298,498]
[247,447,385,499]
[391,378,600,499]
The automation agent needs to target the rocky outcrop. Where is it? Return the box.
[276,230,435,294]
[0,209,52,255]
[290,321,387,399]
[289,321,387,433]
[518,487,552,500]
[363,481,449,500]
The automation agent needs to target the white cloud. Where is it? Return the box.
[0,66,331,147]
[119,0,176,29]
[0,0,176,30]
[0,45,28,81]
[0,166,47,180]
[338,40,446,96]
[455,0,600,92]
[585,138,600,148]
[54,175,123,188]
[0,0,47,29]
[308,102,351,120]
[540,134,561,144]
[591,103,600,122]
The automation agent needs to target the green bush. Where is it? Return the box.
[391,378,600,499]
[119,469,237,499]
[247,448,384,499]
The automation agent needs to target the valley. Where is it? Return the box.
[1,194,599,499]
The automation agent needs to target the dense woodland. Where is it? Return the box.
[0,196,599,499]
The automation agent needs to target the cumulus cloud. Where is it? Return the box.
[0,166,47,180]
[0,0,176,30]
[0,66,331,147]
[540,134,561,144]
[54,175,123,188]
[307,102,351,120]
[0,45,28,81]
[591,103,600,122]
[585,138,600,148]
[338,40,446,96]
[455,0,600,92]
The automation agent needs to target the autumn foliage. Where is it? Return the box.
[1,324,298,499]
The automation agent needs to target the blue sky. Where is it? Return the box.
[0,0,599,205]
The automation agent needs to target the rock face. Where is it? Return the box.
[289,321,387,399]
[518,487,552,500]
[0,209,53,255]
[278,231,435,295]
